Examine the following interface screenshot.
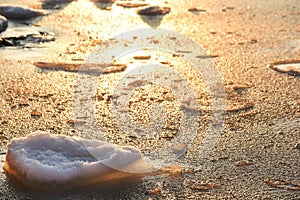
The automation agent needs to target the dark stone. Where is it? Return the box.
[0,15,8,33]
[0,5,45,20]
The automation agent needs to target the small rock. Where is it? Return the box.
[1,118,9,124]
[19,102,30,107]
[221,6,235,12]
[188,8,206,12]
[133,55,151,60]
[250,38,258,43]
[147,188,161,195]
[235,160,253,167]
[226,6,235,10]
[0,15,8,33]
[31,110,42,118]
[295,142,300,149]
[0,5,45,20]
[137,6,171,16]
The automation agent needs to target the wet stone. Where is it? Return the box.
[0,15,8,33]
[188,8,206,15]
[0,5,45,20]
[188,8,206,12]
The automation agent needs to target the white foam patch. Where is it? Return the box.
[4,131,149,189]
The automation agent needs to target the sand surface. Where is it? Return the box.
[0,0,299,199]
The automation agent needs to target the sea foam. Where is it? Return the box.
[4,131,149,190]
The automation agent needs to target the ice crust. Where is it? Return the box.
[4,131,146,189]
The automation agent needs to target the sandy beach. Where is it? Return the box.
[0,0,299,199]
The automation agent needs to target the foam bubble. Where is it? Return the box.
[4,131,150,190]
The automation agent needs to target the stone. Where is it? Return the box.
[0,5,45,20]
[137,6,171,16]
[0,15,8,33]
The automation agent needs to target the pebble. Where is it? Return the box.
[137,6,171,16]
[0,15,8,33]
[188,8,206,12]
[0,5,45,20]
[265,178,300,191]
[295,142,300,149]
[31,110,42,118]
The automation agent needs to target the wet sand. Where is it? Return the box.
[0,0,299,199]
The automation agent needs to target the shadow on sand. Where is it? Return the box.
[4,172,146,199]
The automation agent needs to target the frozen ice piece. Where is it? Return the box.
[4,131,150,190]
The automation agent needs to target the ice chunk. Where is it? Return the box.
[4,131,150,190]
